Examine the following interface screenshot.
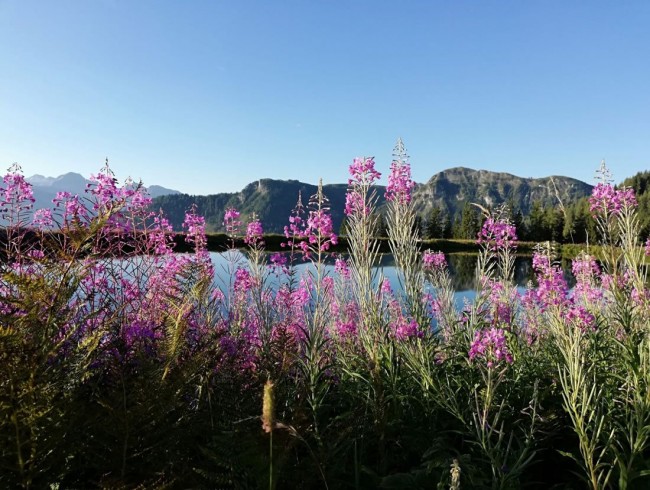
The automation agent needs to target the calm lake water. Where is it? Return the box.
[209,251,576,305]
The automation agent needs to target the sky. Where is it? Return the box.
[1,1,649,195]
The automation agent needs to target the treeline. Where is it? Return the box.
[344,170,650,244]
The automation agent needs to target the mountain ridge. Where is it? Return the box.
[152,167,594,233]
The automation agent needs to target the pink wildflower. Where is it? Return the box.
[334,257,350,279]
[589,183,637,217]
[1,164,35,217]
[348,156,381,185]
[183,210,207,252]
[32,208,53,228]
[245,218,264,246]
[385,160,416,205]
[344,157,381,216]
[423,250,446,270]
[477,218,518,251]
[223,208,241,235]
[469,327,513,368]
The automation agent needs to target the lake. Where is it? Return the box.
[209,251,577,305]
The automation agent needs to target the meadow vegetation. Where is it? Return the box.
[1,146,650,489]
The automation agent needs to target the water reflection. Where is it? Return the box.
[209,252,576,294]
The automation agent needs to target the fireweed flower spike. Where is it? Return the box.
[385,158,416,205]
[345,157,381,216]
[589,183,637,217]
[224,207,242,236]
[477,217,518,252]
[384,139,431,329]
[245,215,264,247]
[423,250,446,270]
[282,183,338,259]
[469,327,514,368]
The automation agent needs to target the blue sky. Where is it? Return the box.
[1,1,649,195]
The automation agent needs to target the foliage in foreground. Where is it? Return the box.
[1,148,650,489]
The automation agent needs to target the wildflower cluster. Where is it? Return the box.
[589,182,637,217]
[422,250,446,270]
[345,156,380,216]
[468,327,513,367]
[477,217,518,251]
[245,216,264,246]
[385,159,416,205]
[283,185,337,258]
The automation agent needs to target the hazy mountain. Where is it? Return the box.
[152,168,594,233]
[25,172,181,212]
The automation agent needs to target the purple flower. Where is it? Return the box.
[345,157,381,216]
[336,320,357,338]
[53,192,89,225]
[571,254,600,280]
[183,210,207,251]
[477,218,518,251]
[32,208,53,228]
[283,195,337,257]
[571,254,603,305]
[589,183,637,217]
[244,217,264,246]
[1,165,35,206]
[423,250,446,270]
[530,252,569,309]
[87,170,119,210]
[27,249,45,259]
[234,267,254,292]
[469,327,514,368]
[223,207,241,236]
[344,190,367,216]
[306,209,338,251]
[128,187,153,211]
[385,160,416,205]
[348,156,381,185]
[270,252,287,270]
[563,305,596,332]
[334,257,350,279]
[148,215,175,255]
[392,318,422,340]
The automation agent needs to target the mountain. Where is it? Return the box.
[152,168,593,234]
[25,172,181,212]
[412,167,593,217]
[153,179,383,234]
[147,185,182,199]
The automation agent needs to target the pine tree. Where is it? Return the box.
[425,207,443,239]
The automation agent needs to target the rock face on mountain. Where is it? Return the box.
[412,167,593,217]
[152,168,594,234]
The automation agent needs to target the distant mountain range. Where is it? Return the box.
[25,172,180,212]
[152,167,594,233]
